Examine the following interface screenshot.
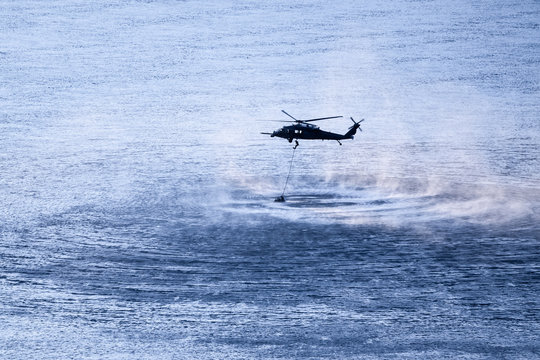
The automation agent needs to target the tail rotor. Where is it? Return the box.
[349,117,364,132]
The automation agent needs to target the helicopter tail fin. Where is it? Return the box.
[344,117,363,138]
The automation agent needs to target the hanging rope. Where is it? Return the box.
[281,146,296,197]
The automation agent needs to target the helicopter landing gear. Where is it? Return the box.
[293,140,299,149]
[337,140,342,146]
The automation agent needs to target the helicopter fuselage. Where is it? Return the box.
[271,122,355,143]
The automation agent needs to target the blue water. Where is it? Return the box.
[1,0,539,358]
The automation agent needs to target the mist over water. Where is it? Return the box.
[1,0,539,358]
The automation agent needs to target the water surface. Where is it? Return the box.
[1,0,539,358]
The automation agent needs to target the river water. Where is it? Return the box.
[1,0,539,358]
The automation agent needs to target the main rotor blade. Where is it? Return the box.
[303,116,343,122]
[281,110,298,121]
[256,120,292,122]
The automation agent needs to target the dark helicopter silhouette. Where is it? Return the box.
[261,110,363,149]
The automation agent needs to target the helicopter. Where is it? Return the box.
[261,110,363,149]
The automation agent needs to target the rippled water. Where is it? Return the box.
[1,0,539,358]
